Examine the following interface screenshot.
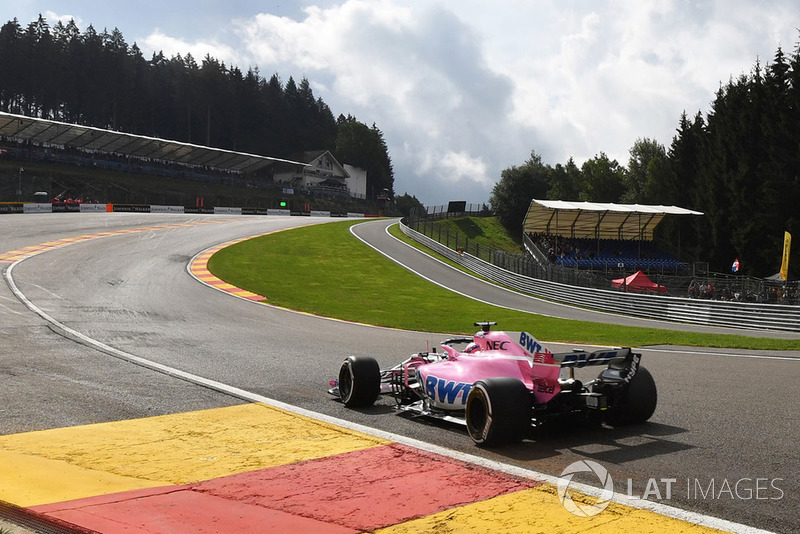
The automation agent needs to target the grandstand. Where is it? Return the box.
[518,200,800,303]
[0,111,307,206]
[533,235,686,271]
[523,200,703,274]
[0,111,384,214]
[0,111,306,175]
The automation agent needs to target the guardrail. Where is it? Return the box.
[400,221,800,333]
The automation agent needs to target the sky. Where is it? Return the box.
[4,1,799,206]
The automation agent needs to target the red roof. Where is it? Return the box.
[611,270,666,294]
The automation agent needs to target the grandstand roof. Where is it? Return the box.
[0,111,308,173]
[523,199,703,240]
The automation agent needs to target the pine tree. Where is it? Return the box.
[490,150,551,234]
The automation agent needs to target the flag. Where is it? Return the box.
[780,232,791,281]
[732,258,739,273]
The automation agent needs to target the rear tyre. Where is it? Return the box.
[338,356,381,408]
[465,377,531,446]
[605,366,657,426]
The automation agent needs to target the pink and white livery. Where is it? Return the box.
[329,322,657,446]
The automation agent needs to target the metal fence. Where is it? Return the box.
[400,220,800,333]
[413,204,490,219]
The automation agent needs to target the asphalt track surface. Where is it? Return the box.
[1,213,799,533]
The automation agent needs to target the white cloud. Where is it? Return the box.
[231,0,521,204]
[40,10,81,27]
[440,151,489,184]
[478,0,800,170]
[141,30,242,67]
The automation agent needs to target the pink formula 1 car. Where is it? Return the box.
[329,322,657,446]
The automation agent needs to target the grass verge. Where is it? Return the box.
[208,219,800,350]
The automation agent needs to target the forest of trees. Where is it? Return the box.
[0,15,394,198]
[491,40,800,278]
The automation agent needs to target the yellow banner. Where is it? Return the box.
[780,231,791,281]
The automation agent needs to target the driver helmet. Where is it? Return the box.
[464,342,481,354]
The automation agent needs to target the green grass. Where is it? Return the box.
[424,216,522,253]
[387,222,478,274]
[208,219,800,350]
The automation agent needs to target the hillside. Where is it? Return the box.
[428,216,523,253]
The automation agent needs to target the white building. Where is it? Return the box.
[343,164,367,199]
[273,150,366,199]
[273,150,350,195]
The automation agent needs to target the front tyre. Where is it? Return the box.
[465,377,531,446]
[338,356,381,408]
[605,366,657,426]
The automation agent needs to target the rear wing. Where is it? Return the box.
[552,347,633,368]
[459,328,637,371]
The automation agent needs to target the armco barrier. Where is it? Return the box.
[400,221,800,333]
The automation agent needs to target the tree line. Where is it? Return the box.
[491,39,800,277]
[0,15,394,198]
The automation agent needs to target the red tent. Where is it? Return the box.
[611,270,666,294]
